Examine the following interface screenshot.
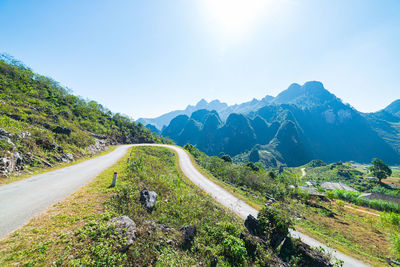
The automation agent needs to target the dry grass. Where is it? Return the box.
[382,177,400,186]
[294,199,391,266]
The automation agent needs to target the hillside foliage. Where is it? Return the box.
[0,54,166,173]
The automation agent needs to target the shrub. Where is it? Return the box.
[222,235,247,265]
[258,205,293,249]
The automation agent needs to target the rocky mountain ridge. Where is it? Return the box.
[159,81,400,167]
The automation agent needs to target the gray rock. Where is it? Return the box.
[244,214,261,236]
[13,152,24,170]
[0,128,10,137]
[0,151,24,178]
[111,216,136,249]
[86,138,108,155]
[16,132,31,139]
[280,238,333,267]
[179,223,197,249]
[140,188,157,212]
[0,157,11,178]
[60,153,74,162]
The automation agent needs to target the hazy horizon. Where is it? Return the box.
[1,0,399,119]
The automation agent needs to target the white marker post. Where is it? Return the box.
[111,171,118,187]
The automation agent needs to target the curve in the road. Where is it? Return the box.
[133,144,369,267]
[0,145,132,239]
[0,144,369,266]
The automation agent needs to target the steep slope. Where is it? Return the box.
[364,99,400,154]
[161,81,400,166]
[219,114,257,156]
[384,99,400,117]
[273,81,337,107]
[137,99,228,130]
[0,55,164,177]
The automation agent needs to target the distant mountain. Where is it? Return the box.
[384,100,400,117]
[137,99,228,130]
[161,81,400,167]
[137,94,276,130]
[363,100,400,155]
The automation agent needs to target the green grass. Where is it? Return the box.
[327,189,400,213]
[0,147,286,266]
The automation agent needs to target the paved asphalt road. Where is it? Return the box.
[1,144,368,266]
[0,145,132,239]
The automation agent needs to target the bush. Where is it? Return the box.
[222,235,247,265]
[258,205,293,249]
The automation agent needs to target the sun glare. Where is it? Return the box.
[201,0,268,41]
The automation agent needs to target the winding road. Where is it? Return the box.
[0,144,368,266]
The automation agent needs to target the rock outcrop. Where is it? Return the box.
[111,216,137,250]
[139,188,157,212]
[0,129,24,178]
[179,223,197,249]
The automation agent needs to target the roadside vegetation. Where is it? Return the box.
[326,189,400,213]
[184,144,299,204]
[0,146,330,266]
[184,144,399,266]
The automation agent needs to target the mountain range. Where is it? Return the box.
[145,81,400,167]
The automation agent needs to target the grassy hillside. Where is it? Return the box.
[301,161,400,198]
[0,54,166,178]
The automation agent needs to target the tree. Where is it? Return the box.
[220,154,232,163]
[369,158,392,183]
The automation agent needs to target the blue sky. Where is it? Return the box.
[1,0,399,118]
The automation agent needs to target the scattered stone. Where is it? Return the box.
[111,216,136,249]
[0,128,11,137]
[61,153,74,162]
[0,138,24,177]
[244,214,261,236]
[41,159,53,168]
[179,223,197,249]
[86,138,108,155]
[16,132,31,139]
[140,188,157,212]
[142,220,174,234]
[52,126,71,136]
